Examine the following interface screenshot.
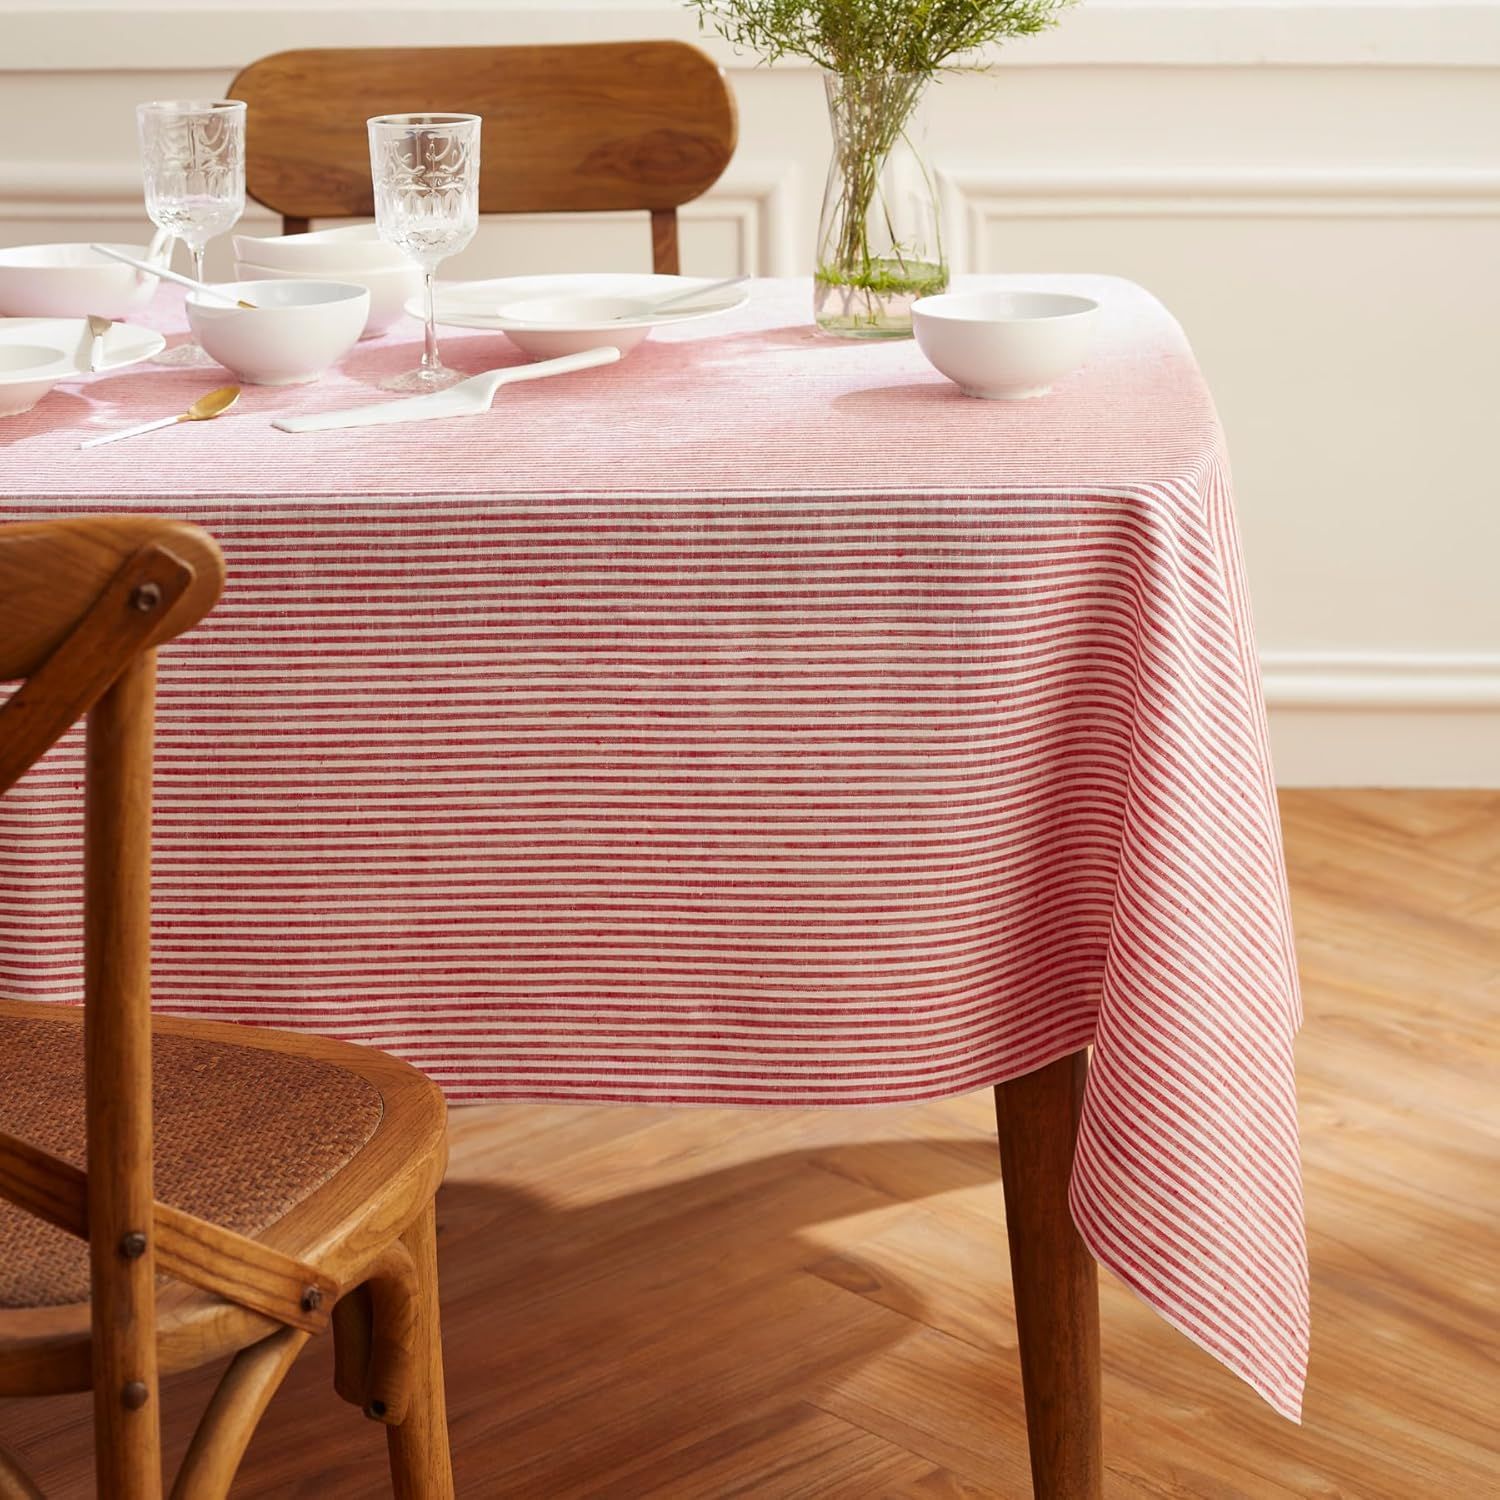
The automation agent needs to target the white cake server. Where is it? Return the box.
[273,346,621,433]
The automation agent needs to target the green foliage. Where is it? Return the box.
[685,0,1074,78]
[815,258,949,297]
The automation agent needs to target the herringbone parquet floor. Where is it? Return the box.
[3,791,1497,1497]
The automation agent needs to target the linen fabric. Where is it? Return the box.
[0,277,1308,1417]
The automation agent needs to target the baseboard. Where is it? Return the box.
[1263,653,1500,787]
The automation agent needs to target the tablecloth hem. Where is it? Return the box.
[1070,1191,1306,1423]
[342,1015,1105,1113]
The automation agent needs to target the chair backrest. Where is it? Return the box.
[229,42,739,275]
[0,516,224,1498]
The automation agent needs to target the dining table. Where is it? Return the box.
[0,273,1309,1422]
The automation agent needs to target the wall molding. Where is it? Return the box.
[938,166,1500,271]
[17,160,1495,235]
[474,163,801,275]
[4,1,1499,71]
[0,158,802,273]
[0,163,243,223]
[939,167,1500,218]
[681,163,801,277]
[942,168,1500,259]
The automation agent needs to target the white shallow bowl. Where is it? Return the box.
[421,273,750,360]
[0,342,72,416]
[234,259,422,337]
[911,290,1099,400]
[186,280,369,385]
[0,316,166,416]
[485,294,656,359]
[0,242,166,319]
[232,224,408,274]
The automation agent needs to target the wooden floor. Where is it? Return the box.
[3,790,1498,1497]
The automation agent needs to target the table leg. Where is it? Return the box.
[993,1049,1103,1499]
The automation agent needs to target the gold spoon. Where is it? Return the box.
[79,385,241,449]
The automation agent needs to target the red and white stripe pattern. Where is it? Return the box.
[0,278,1308,1418]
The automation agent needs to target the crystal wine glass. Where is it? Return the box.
[368,113,481,393]
[137,99,247,368]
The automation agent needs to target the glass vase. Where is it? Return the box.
[814,70,947,339]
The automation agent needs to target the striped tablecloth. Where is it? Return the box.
[0,275,1307,1417]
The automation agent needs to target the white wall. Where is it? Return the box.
[4,0,1498,785]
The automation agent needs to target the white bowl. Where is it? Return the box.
[486,295,656,360]
[499,324,653,360]
[911,290,1099,400]
[234,259,421,337]
[231,224,408,274]
[0,242,166,319]
[498,294,656,324]
[186,280,370,385]
[0,342,73,416]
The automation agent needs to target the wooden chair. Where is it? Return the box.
[229,42,739,275]
[0,517,452,1500]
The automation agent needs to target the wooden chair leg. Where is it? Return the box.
[364,1241,421,1426]
[993,1049,1103,1500]
[333,1283,375,1408]
[650,207,681,275]
[385,1198,454,1500]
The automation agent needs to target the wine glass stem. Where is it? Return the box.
[188,244,208,347]
[422,269,441,373]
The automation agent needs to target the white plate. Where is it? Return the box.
[413,273,750,359]
[0,317,166,415]
[0,317,165,374]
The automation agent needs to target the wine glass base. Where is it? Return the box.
[151,341,220,369]
[379,365,467,394]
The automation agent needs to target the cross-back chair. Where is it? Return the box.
[0,517,452,1500]
[229,41,739,275]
